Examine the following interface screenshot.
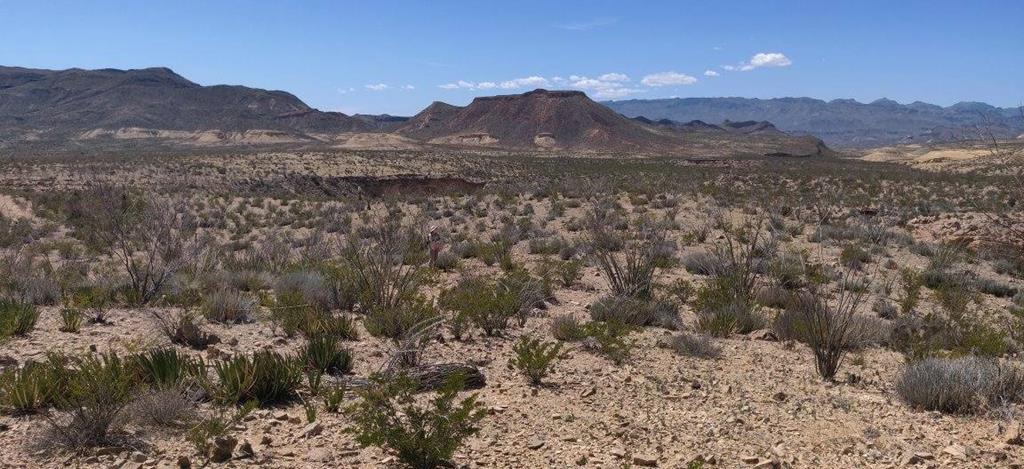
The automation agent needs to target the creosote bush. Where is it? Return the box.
[509,336,564,385]
[347,373,486,469]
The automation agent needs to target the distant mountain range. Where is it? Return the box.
[0,66,829,157]
[603,97,1024,147]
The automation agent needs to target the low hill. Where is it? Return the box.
[396,89,683,152]
[0,66,370,140]
[396,89,831,156]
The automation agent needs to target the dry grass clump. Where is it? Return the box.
[896,357,1024,414]
[664,332,721,359]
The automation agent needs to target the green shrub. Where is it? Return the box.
[273,290,358,339]
[300,334,354,375]
[439,272,544,337]
[347,373,486,469]
[323,385,346,413]
[588,294,680,329]
[897,268,924,315]
[509,336,564,385]
[364,298,439,341]
[839,244,871,269]
[579,321,633,365]
[693,273,764,337]
[550,315,586,341]
[432,251,460,271]
[210,351,303,406]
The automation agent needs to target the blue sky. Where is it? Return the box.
[2,0,1021,115]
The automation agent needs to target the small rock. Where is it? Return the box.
[274,411,290,421]
[942,444,966,459]
[741,455,760,464]
[238,440,255,458]
[176,455,191,469]
[580,386,596,398]
[748,329,778,341]
[208,436,237,463]
[96,447,122,456]
[526,438,545,450]
[306,448,332,463]
[632,454,658,467]
[303,422,323,438]
[771,391,787,402]
[260,434,273,445]
[1007,425,1023,445]
[129,452,146,463]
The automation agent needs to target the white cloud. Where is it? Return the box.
[703,70,720,77]
[435,73,643,99]
[640,71,698,87]
[336,87,356,94]
[598,72,630,82]
[401,84,415,90]
[364,83,389,91]
[566,74,643,99]
[499,76,550,89]
[725,52,792,72]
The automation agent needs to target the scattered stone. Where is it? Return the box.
[129,451,147,463]
[303,422,323,438]
[581,386,596,398]
[748,329,778,341]
[941,444,966,459]
[96,447,123,456]
[771,391,788,402]
[741,455,760,464]
[208,436,237,463]
[526,438,545,450]
[176,455,191,469]
[238,440,255,458]
[306,448,332,463]
[632,454,659,467]
[1006,425,1023,445]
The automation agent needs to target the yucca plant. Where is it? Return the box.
[0,298,39,338]
[300,334,354,375]
[47,352,137,448]
[0,361,56,414]
[131,348,204,390]
[58,306,84,333]
[211,351,302,406]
